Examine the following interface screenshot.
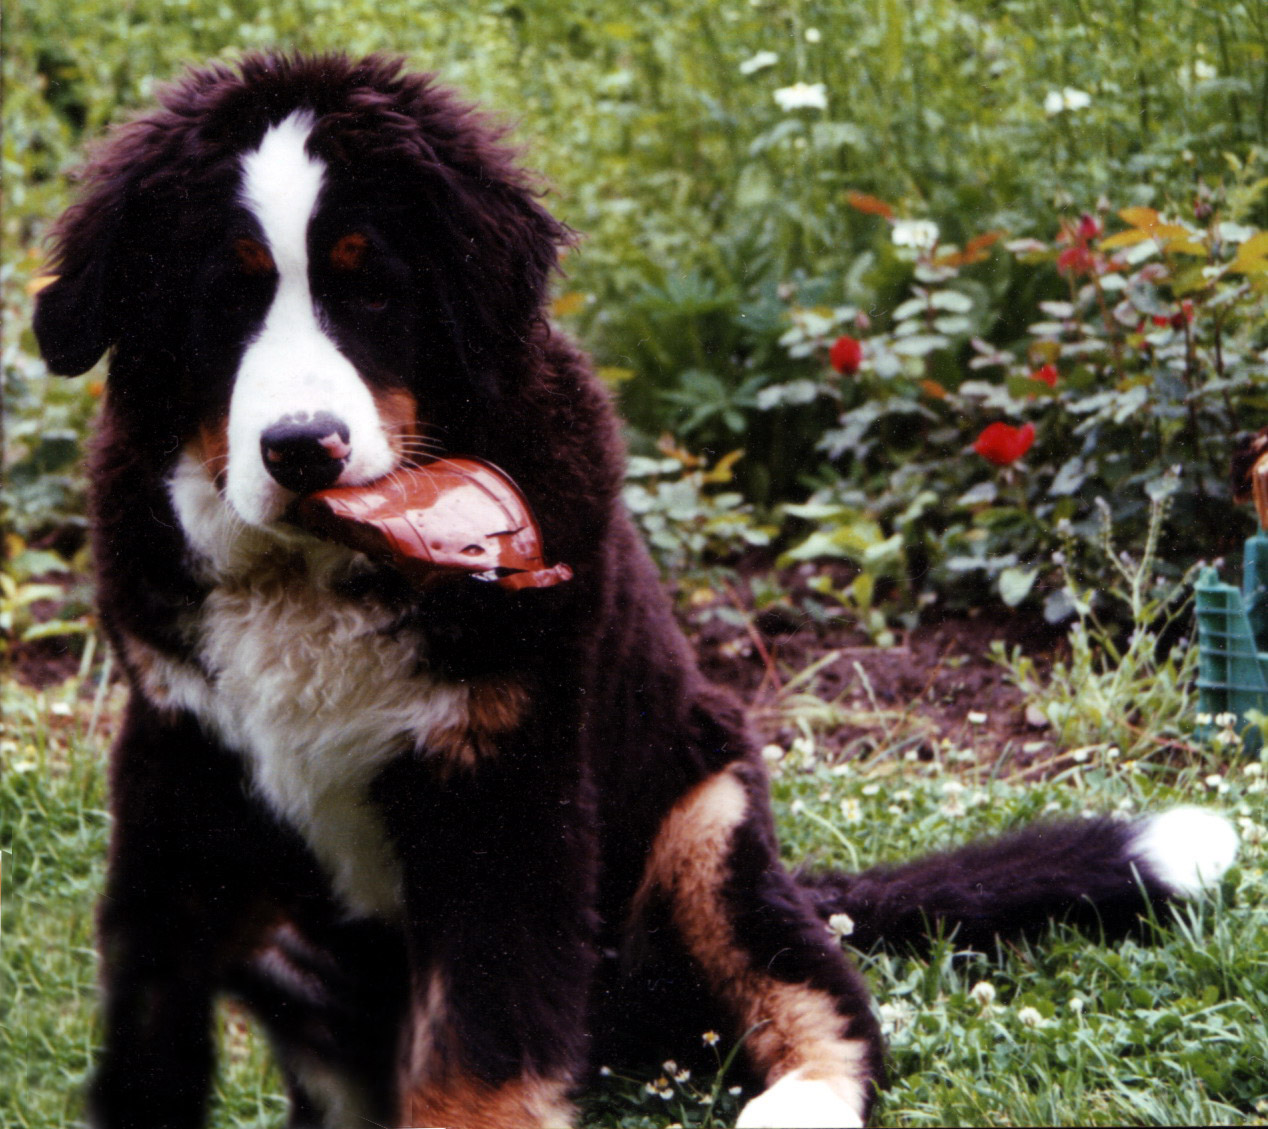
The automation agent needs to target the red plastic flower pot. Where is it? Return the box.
[973,421,1035,465]
[829,334,863,375]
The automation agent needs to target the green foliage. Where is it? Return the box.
[776,192,1268,616]
[997,473,1203,758]
[624,441,775,573]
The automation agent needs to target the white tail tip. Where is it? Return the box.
[1133,807,1239,897]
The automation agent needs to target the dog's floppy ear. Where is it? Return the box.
[33,214,119,376]
[33,114,174,377]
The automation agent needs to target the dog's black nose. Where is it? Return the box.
[260,412,351,495]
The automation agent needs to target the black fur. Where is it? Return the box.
[34,53,1215,1129]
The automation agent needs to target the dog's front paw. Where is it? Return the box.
[735,1067,865,1129]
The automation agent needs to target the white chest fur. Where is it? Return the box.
[160,454,469,919]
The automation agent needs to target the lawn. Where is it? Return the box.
[3,636,1266,1126]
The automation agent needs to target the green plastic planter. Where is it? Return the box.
[1195,531,1268,751]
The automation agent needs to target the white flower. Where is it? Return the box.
[761,743,785,763]
[891,219,940,250]
[1017,1005,1045,1028]
[1068,996,1084,1015]
[1179,60,1218,86]
[969,981,997,1008]
[774,82,829,111]
[740,50,779,76]
[828,912,855,940]
[702,1030,720,1047]
[1044,87,1092,115]
[805,27,822,43]
[878,999,914,1037]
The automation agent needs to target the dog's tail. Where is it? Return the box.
[798,807,1238,952]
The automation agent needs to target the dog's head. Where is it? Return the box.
[35,53,571,529]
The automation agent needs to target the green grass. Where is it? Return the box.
[3,666,1267,1127]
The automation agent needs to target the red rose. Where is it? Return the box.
[829,334,863,375]
[1031,363,1058,388]
[1077,212,1103,241]
[973,421,1035,465]
[1057,245,1094,276]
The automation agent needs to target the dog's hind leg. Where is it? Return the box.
[631,761,885,1129]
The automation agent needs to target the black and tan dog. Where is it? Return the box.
[33,53,1237,1129]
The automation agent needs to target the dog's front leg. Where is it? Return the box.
[374,738,597,1129]
[87,700,288,1129]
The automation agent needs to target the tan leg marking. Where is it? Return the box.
[402,1074,574,1129]
[634,769,870,1115]
[400,970,574,1129]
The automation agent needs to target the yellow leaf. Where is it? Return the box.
[1163,238,1208,257]
[1118,205,1161,230]
[1231,231,1268,270]
[919,378,947,399]
[596,366,635,385]
[26,274,58,296]
[702,449,745,484]
[1100,229,1153,250]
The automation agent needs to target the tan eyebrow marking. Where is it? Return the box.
[233,237,275,276]
[331,232,369,271]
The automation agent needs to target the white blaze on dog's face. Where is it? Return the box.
[225,111,397,526]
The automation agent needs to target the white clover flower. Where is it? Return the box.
[970,980,997,1008]
[1070,747,1090,764]
[599,1066,613,1077]
[1044,87,1093,115]
[1068,996,1085,1015]
[739,50,779,76]
[967,710,988,725]
[1237,818,1265,845]
[774,82,829,111]
[840,798,862,823]
[805,27,822,43]
[1017,1005,1045,1028]
[828,912,855,940]
[1245,762,1263,777]
[760,743,785,763]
